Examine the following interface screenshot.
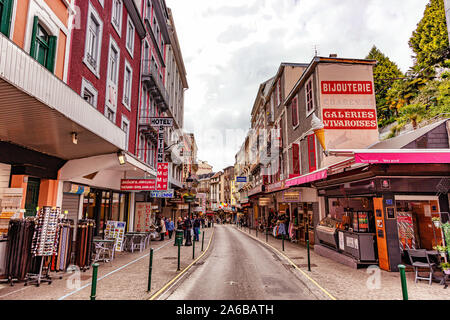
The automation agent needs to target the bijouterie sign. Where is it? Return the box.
[120,179,156,191]
[321,81,373,95]
[323,108,377,129]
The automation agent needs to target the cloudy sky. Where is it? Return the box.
[167,0,428,172]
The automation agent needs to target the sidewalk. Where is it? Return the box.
[0,227,214,300]
[237,225,450,300]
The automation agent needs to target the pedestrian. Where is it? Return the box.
[193,216,201,242]
[167,218,175,239]
[184,216,192,239]
[160,217,167,241]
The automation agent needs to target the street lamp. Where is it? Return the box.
[183,175,195,246]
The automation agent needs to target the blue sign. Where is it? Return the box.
[150,190,174,198]
[236,177,247,183]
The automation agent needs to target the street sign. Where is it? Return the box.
[121,179,156,191]
[150,117,173,127]
[157,163,169,190]
[236,176,247,183]
[150,189,174,198]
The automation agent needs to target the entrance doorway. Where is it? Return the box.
[24,177,40,217]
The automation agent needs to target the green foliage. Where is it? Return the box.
[408,0,450,74]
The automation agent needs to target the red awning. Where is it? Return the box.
[285,168,328,187]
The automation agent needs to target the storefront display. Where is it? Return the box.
[0,188,24,239]
[105,221,126,252]
[75,219,95,271]
[50,219,74,272]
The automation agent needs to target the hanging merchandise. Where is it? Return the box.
[26,207,61,286]
[75,219,95,271]
[50,219,75,272]
[3,218,35,285]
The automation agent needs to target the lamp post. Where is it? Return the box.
[184,175,194,246]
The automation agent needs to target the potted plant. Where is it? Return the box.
[440,262,450,275]
[432,217,441,228]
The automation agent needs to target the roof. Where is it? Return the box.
[369,119,449,149]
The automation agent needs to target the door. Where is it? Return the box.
[25,177,40,217]
[374,197,390,271]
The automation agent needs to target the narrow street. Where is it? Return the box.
[159,225,321,300]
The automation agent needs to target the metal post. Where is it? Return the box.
[147,248,154,292]
[282,233,285,251]
[307,240,311,272]
[398,264,408,300]
[266,228,268,243]
[90,263,99,301]
[193,236,195,259]
[256,226,258,237]
[177,243,181,271]
[202,231,205,251]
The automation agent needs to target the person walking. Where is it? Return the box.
[167,218,175,239]
[160,217,167,241]
[193,216,201,242]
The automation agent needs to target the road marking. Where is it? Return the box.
[148,228,215,300]
[57,240,172,300]
[236,226,337,300]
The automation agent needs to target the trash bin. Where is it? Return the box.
[174,229,184,246]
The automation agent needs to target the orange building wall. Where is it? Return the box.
[12,0,30,49]
[37,179,59,208]
[10,175,28,209]
[55,30,67,80]
[44,0,69,27]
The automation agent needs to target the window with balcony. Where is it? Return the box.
[111,0,122,35]
[84,4,103,76]
[0,0,13,37]
[30,17,57,72]
[123,61,132,110]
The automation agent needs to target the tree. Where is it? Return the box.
[365,46,404,126]
[409,0,450,74]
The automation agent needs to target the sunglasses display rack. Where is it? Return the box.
[50,219,75,274]
[75,219,96,272]
[25,207,61,287]
[3,218,35,286]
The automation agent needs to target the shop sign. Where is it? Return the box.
[120,179,156,191]
[248,185,264,196]
[178,204,189,210]
[157,163,169,190]
[150,117,174,127]
[150,190,174,198]
[236,176,247,183]
[157,127,165,163]
[323,108,377,130]
[69,184,90,195]
[282,190,301,203]
[134,203,153,232]
[266,180,286,193]
[321,81,373,95]
[258,197,271,206]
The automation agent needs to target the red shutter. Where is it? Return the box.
[292,143,300,175]
[308,135,317,172]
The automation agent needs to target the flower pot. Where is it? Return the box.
[433,220,441,228]
[440,252,447,258]
[444,269,450,275]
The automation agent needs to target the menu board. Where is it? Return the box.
[105,221,126,252]
[135,203,153,232]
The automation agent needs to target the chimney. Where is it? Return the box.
[329,54,338,58]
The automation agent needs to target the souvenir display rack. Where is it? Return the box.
[25,207,60,286]
[50,219,75,273]
[75,219,95,271]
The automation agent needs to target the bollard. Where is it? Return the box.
[201,231,205,251]
[307,240,311,272]
[282,234,285,251]
[256,227,258,237]
[90,263,99,301]
[147,248,154,292]
[266,228,268,243]
[177,242,181,271]
[193,236,195,260]
[398,265,408,300]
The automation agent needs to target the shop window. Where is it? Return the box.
[30,17,57,72]
[307,134,317,172]
[0,0,13,37]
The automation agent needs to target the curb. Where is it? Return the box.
[148,227,216,300]
[236,226,337,300]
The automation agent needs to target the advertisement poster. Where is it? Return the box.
[105,221,127,252]
[135,203,153,232]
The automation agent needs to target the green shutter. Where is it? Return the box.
[46,35,57,72]
[0,0,13,37]
[29,16,39,58]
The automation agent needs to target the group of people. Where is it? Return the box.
[156,215,210,242]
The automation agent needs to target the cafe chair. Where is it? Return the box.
[408,249,436,285]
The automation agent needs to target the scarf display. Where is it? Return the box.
[75,219,95,270]
[50,219,74,272]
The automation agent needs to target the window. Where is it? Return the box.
[81,78,98,107]
[122,116,130,151]
[146,0,152,20]
[277,79,282,106]
[291,97,299,128]
[291,143,300,176]
[123,62,132,109]
[109,46,119,84]
[30,17,57,72]
[139,134,145,160]
[106,107,115,122]
[126,17,134,56]
[84,4,103,75]
[307,135,317,172]
[111,0,122,34]
[0,0,13,37]
[305,78,315,116]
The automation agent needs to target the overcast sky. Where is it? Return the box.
[167,0,428,172]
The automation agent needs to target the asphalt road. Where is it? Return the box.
[161,225,321,300]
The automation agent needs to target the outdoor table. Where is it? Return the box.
[93,239,116,263]
[125,233,148,252]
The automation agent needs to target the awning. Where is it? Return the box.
[286,168,328,187]
[328,149,450,164]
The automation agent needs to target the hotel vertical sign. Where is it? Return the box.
[151,118,173,195]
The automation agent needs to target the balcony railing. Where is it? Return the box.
[141,59,169,110]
